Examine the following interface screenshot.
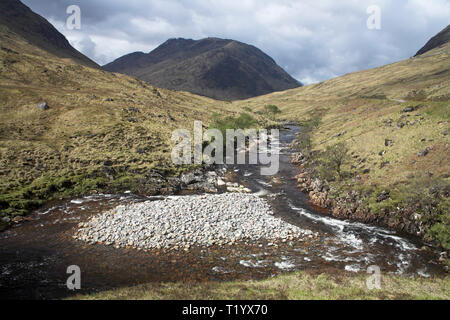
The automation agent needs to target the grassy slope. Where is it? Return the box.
[238,42,450,248]
[0,29,264,223]
[72,271,449,300]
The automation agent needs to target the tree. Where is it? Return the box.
[319,142,350,180]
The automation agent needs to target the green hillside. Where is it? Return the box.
[238,42,449,249]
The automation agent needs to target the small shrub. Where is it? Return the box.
[427,222,450,250]
[263,105,282,119]
[264,104,281,114]
[209,112,257,137]
[294,131,311,155]
[299,114,321,130]
[317,142,350,181]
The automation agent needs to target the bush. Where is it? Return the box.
[404,177,450,249]
[264,104,281,114]
[317,142,350,181]
[428,222,450,250]
[209,112,257,137]
[294,131,312,155]
[299,114,321,130]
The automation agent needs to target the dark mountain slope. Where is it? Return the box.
[104,37,302,100]
[0,0,99,68]
[415,25,450,56]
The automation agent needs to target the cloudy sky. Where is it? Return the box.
[22,0,449,84]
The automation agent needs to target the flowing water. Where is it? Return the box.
[0,125,445,299]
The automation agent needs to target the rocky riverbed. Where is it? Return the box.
[1,125,447,300]
[74,193,312,251]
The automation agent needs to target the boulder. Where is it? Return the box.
[35,102,49,110]
[311,178,323,192]
[418,147,430,157]
[402,107,414,113]
[180,173,193,184]
[1,217,11,223]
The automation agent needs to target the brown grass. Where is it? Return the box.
[70,271,450,300]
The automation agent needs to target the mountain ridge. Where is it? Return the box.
[104,37,302,100]
[415,25,450,56]
[0,0,99,68]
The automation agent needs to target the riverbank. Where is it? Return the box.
[70,271,450,300]
[287,121,449,269]
[0,165,231,231]
[292,155,448,265]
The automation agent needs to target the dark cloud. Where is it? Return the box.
[22,0,450,84]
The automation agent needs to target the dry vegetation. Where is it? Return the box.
[72,271,450,300]
[0,29,266,226]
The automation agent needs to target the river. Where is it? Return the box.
[0,125,445,299]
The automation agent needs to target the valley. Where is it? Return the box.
[0,0,448,301]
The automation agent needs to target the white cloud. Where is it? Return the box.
[24,0,450,83]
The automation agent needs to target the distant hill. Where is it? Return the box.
[104,37,302,100]
[0,0,99,68]
[415,25,450,56]
[0,0,261,230]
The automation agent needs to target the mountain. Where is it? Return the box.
[0,3,250,229]
[0,0,98,68]
[415,25,450,56]
[104,37,302,100]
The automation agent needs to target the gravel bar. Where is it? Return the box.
[74,193,312,250]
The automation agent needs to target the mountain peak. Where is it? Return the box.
[104,37,301,100]
[0,0,99,68]
[415,25,450,56]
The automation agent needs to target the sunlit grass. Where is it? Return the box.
[71,272,450,300]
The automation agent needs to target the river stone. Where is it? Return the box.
[74,193,311,251]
